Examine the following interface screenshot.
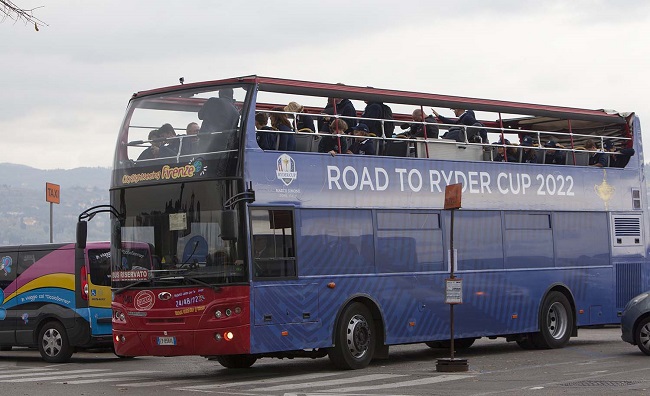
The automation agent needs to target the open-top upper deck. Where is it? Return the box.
[115,75,643,212]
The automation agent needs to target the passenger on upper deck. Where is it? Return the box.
[399,109,439,139]
[432,108,487,143]
[543,140,565,165]
[159,123,179,154]
[318,97,356,133]
[198,97,241,152]
[520,136,537,163]
[585,139,607,167]
[270,106,296,151]
[318,119,348,156]
[180,122,200,155]
[361,101,394,138]
[604,140,635,168]
[254,112,276,150]
[347,123,376,155]
[198,97,240,134]
[284,101,315,132]
[493,139,518,162]
[137,129,176,161]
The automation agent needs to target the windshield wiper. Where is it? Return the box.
[113,279,150,294]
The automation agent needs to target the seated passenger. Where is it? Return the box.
[284,101,315,132]
[398,109,439,139]
[604,140,635,168]
[585,139,607,167]
[520,136,537,163]
[180,122,200,155]
[158,123,179,154]
[318,119,348,156]
[493,139,518,162]
[432,108,486,143]
[255,112,277,150]
[347,123,376,155]
[543,140,565,165]
[137,129,176,160]
[269,107,296,151]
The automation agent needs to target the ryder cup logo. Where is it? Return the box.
[276,154,297,186]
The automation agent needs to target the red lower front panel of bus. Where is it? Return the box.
[112,285,250,357]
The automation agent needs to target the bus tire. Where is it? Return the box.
[328,302,375,370]
[515,334,538,350]
[215,354,257,369]
[38,321,73,363]
[531,291,573,349]
[634,316,650,356]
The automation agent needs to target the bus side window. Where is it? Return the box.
[251,209,296,278]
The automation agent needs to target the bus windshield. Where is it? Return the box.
[114,84,250,171]
[111,180,247,289]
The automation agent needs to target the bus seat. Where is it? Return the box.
[310,135,322,152]
[383,140,409,157]
[573,151,589,166]
[536,150,546,163]
[294,134,313,152]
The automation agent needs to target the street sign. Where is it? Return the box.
[46,182,60,204]
[445,278,463,304]
[444,183,461,209]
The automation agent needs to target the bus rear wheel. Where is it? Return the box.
[216,354,257,369]
[38,321,73,363]
[531,291,573,349]
[328,302,375,370]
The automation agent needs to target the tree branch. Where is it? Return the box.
[1,0,47,30]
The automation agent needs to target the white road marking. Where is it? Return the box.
[176,372,342,391]
[249,374,407,392]
[323,374,473,393]
[0,369,107,380]
[0,370,155,383]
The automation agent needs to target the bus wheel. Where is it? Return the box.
[38,321,73,363]
[426,338,475,350]
[515,334,538,350]
[328,302,375,370]
[532,291,573,349]
[634,317,650,356]
[216,354,257,369]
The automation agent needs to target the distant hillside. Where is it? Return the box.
[0,163,111,245]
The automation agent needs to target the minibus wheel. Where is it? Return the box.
[38,321,73,363]
[215,354,257,369]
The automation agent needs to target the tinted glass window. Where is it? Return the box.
[298,209,373,276]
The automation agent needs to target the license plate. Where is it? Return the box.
[157,336,176,346]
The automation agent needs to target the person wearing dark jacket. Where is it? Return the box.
[347,123,376,155]
[399,109,439,139]
[432,108,487,143]
[318,119,348,156]
[361,101,386,137]
[269,107,296,151]
[254,112,276,150]
[318,98,356,133]
[284,101,315,132]
[604,140,635,168]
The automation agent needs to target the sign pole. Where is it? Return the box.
[437,183,469,372]
[49,202,53,243]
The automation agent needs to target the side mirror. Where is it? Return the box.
[76,221,87,249]
[221,210,238,241]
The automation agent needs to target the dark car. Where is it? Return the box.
[621,291,650,355]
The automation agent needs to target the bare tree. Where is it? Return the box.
[1,0,46,30]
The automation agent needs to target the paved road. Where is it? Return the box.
[0,327,648,396]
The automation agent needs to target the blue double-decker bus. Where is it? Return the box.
[104,76,648,369]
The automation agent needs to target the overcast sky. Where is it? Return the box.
[2,0,649,170]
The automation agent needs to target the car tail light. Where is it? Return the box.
[80,265,88,300]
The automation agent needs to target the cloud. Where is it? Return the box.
[2,0,650,169]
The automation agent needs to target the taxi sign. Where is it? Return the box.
[46,182,60,204]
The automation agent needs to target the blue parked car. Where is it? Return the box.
[621,292,650,355]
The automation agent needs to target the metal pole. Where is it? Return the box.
[450,208,455,360]
[49,202,53,243]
